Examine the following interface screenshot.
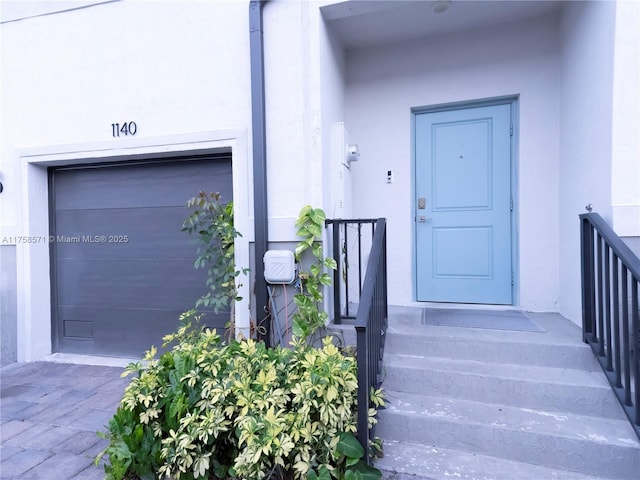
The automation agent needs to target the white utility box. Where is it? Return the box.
[264,250,296,284]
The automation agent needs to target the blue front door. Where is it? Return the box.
[415,104,513,304]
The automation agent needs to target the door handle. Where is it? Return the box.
[417,216,431,223]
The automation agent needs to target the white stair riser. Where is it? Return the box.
[383,365,621,418]
[385,335,599,371]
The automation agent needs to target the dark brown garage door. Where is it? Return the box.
[50,155,232,357]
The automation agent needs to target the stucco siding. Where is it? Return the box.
[1,0,637,358]
[0,246,17,364]
[345,13,563,313]
[0,1,255,359]
[558,0,616,323]
[611,0,640,238]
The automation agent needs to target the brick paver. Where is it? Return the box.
[0,362,126,480]
[19,452,93,480]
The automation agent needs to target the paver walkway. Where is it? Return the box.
[0,359,431,480]
[0,361,128,480]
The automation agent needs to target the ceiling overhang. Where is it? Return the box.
[321,0,566,49]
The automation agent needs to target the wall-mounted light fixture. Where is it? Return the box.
[346,144,360,166]
[432,0,451,14]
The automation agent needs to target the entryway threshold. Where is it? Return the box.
[413,301,520,311]
[387,305,588,347]
[44,352,136,368]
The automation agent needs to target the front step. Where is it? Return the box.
[375,307,640,480]
[377,440,605,480]
[383,353,621,418]
[378,391,639,479]
[384,329,600,370]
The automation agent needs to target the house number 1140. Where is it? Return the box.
[111,122,137,137]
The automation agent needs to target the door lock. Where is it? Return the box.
[418,197,426,209]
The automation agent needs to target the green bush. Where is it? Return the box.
[96,312,383,480]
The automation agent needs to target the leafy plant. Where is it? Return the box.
[96,316,383,480]
[307,432,382,480]
[292,206,337,342]
[181,192,247,320]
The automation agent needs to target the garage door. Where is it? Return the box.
[50,155,233,357]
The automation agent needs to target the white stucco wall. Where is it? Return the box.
[2,0,636,358]
[1,0,256,359]
[319,13,347,220]
[558,0,616,323]
[345,13,563,313]
[262,0,349,238]
[1,0,349,359]
[610,0,640,238]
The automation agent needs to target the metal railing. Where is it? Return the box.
[580,212,640,439]
[326,218,388,463]
[326,219,380,323]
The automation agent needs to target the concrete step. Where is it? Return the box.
[384,331,600,371]
[377,390,640,479]
[383,353,622,418]
[376,307,640,479]
[375,440,609,480]
[385,307,600,370]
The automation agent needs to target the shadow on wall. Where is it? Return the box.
[1,245,18,364]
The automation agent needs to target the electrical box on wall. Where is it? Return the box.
[264,250,296,284]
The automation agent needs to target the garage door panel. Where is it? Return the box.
[58,307,228,357]
[51,157,233,356]
[56,257,210,309]
[55,207,202,258]
[54,160,232,211]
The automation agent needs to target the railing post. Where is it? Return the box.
[344,225,350,317]
[605,245,613,371]
[633,281,639,426]
[382,226,388,334]
[330,221,341,324]
[597,235,605,356]
[612,257,622,387]
[355,325,369,463]
[580,215,595,342]
[622,266,631,406]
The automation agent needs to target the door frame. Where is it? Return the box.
[15,130,251,361]
[411,96,520,305]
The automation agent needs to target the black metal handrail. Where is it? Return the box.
[580,212,640,439]
[326,218,388,463]
[326,218,380,323]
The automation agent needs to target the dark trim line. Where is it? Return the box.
[250,0,271,345]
